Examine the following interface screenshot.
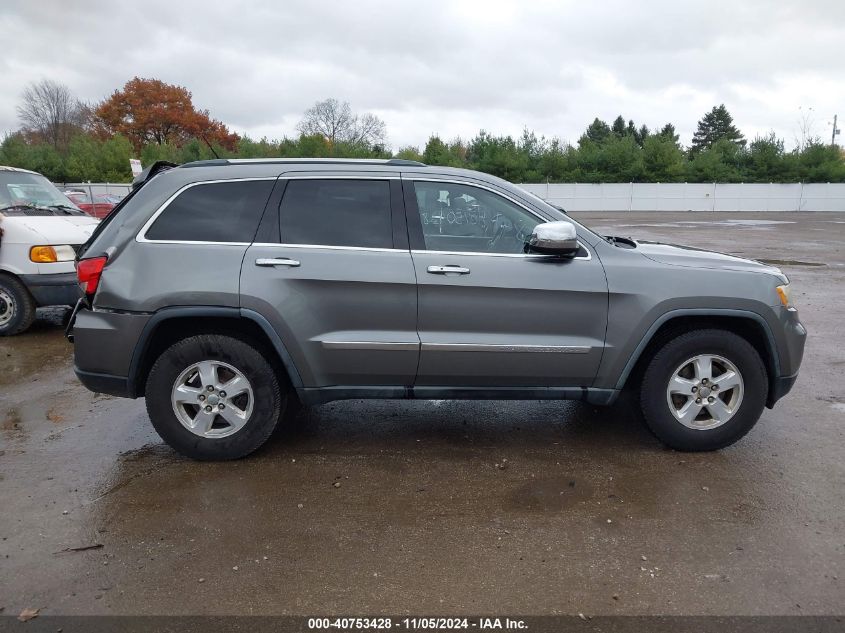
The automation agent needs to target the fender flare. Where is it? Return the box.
[127,305,304,398]
[614,308,781,391]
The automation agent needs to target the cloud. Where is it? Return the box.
[1,0,843,150]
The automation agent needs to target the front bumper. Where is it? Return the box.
[20,272,81,308]
[767,372,799,408]
[766,308,806,408]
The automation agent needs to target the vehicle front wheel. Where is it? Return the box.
[640,329,768,451]
[145,334,284,460]
[0,275,36,336]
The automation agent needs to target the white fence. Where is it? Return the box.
[518,182,845,212]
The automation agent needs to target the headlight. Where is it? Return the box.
[30,245,76,263]
[776,284,794,309]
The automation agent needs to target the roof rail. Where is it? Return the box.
[179,158,427,168]
[385,159,426,166]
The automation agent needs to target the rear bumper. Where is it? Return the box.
[20,273,81,307]
[70,307,150,398]
[74,367,133,398]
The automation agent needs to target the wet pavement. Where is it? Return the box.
[1,212,843,616]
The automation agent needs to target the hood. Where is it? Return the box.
[635,240,785,277]
[0,214,98,245]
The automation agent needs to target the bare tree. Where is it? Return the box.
[348,112,387,149]
[297,98,387,149]
[17,79,87,150]
[794,106,821,151]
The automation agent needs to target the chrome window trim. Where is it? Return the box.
[253,243,405,253]
[136,239,253,246]
[138,175,398,246]
[136,177,277,244]
[420,343,591,354]
[407,177,592,260]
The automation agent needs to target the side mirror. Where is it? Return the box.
[525,221,579,257]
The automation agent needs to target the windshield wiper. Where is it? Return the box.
[46,204,83,215]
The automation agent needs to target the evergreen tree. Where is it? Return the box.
[581,118,611,145]
[611,116,627,138]
[634,124,650,148]
[643,134,685,181]
[690,104,746,156]
[658,123,680,145]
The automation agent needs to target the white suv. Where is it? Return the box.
[0,166,99,335]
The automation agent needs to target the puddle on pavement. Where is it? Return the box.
[721,219,795,226]
[1,407,22,430]
[1,400,51,440]
[90,443,182,503]
[757,259,826,267]
[0,327,71,386]
[506,476,595,512]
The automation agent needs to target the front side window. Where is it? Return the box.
[412,181,541,254]
[279,179,392,248]
[145,180,274,243]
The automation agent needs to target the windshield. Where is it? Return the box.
[0,170,82,213]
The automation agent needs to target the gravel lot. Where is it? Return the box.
[1,212,843,616]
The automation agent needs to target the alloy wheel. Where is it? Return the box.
[170,360,254,438]
[665,354,744,430]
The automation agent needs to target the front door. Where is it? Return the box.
[240,174,419,388]
[404,177,608,387]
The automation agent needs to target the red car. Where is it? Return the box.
[64,191,118,218]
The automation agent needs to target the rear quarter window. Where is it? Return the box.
[144,180,274,243]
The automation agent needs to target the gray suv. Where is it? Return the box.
[68,159,806,460]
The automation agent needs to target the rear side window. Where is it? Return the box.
[145,180,274,243]
[279,179,392,248]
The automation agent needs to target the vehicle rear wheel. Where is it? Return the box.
[640,329,768,451]
[145,334,283,460]
[0,275,36,336]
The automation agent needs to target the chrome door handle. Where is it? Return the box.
[255,257,301,267]
[427,265,470,275]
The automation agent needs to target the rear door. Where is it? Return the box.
[240,172,419,388]
[404,176,608,387]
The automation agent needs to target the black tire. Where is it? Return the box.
[0,274,36,336]
[640,329,768,451]
[145,334,284,460]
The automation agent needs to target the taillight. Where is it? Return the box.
[76,256,108,298]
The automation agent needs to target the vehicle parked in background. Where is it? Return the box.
[0,166,99,335]
[68,159,805,459]
[64,191,117,218]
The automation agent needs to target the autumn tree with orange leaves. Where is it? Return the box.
[94,77,238,154]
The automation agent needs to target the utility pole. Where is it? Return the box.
[833,114,841,147]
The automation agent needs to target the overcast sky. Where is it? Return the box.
[1,0,843,151]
